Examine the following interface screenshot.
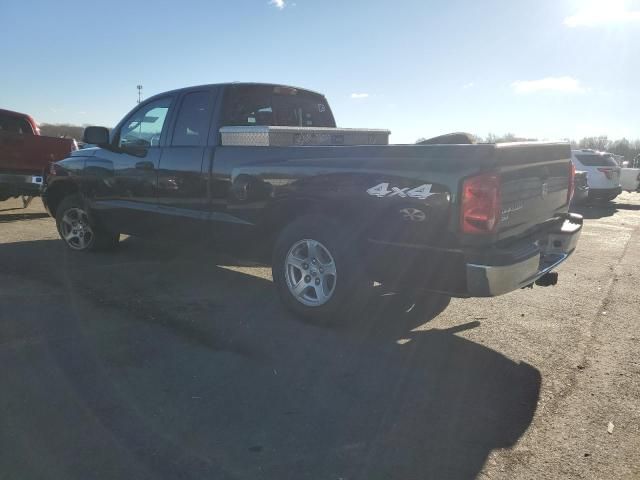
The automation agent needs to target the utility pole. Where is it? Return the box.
[137,84,143,104]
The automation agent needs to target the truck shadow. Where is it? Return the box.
[572,201,640,220]
[0,212,50,223]
[616,202,640,211]
[0,238,541,480]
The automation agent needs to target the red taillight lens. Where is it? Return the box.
[597,167,614,180]
[460,173,501,234]
[567,162,576,203]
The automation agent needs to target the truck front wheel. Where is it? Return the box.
[55,195,119,252]
[272,215,370,323]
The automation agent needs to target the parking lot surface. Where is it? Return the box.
[1,194,639,480]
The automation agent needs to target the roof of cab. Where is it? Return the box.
[144,82,326,102]
[0,108,32,118]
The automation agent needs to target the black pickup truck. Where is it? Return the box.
[43,83,582,321]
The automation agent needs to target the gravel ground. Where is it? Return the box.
[0,193,638,480]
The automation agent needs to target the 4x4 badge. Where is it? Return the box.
[366,183,435,200]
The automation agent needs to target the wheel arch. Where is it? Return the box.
[43,180,80,218]
[260,195,367,245]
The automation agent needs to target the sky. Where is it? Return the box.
[1,0,639,144]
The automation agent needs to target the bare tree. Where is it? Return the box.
[480,133,537,143]
[578,136,609,151]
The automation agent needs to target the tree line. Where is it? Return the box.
[39,123,87,142]
[416,133,640,161]
[482,134,640,161]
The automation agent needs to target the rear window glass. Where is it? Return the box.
[575,154,618,167]
[0,114,33,135]
[221,85,336,128]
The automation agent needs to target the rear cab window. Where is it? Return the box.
[0,113,34,135]
[221,85,336,128]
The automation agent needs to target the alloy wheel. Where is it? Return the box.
[284,239,337,307]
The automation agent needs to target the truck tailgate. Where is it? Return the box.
[494,142,572,242]
[0,135,74,174]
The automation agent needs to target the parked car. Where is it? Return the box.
[0,108,77,202]
[43,83,582,322]
[571,170,590,205]
[571,149,622,203]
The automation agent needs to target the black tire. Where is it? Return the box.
[272,215,371,323]
[55,195,119,252]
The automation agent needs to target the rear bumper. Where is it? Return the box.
[466,214,582,296]
[366,213,583,298]
[588,186,622,199]
[571,186,589,204]
[0,173,44,197]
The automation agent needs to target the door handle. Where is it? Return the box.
[135,161,154,170]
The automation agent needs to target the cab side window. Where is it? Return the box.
[118,97,172,148]
[172,91,211,147]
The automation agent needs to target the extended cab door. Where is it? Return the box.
[85,96,174,235]
[155,89,217,224]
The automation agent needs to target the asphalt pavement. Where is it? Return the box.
[0,194,638,480]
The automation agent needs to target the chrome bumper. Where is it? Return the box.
[0,173,44,186]
[466,214,583,297]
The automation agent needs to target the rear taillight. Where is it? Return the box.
[597,167,614,180]
[567,162,576,204]
[460,173,501,235]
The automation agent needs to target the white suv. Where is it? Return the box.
[571,150,622,203]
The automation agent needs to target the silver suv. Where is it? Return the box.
[571,150,622,203]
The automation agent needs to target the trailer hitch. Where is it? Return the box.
[535,272,559,287]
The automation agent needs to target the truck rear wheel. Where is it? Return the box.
[55,195,119,252]
[272,215,370,323]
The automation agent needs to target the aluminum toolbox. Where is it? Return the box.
[219,126,390,147]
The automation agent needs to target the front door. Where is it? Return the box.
[85,96,174,235]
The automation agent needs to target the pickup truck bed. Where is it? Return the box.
[43,82,582,322]
[0,108,76,201]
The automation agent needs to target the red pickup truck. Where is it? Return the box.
[0,108,77,202]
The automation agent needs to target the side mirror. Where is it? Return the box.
[83,126,110,145]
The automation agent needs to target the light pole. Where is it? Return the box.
[137,84,143,104]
